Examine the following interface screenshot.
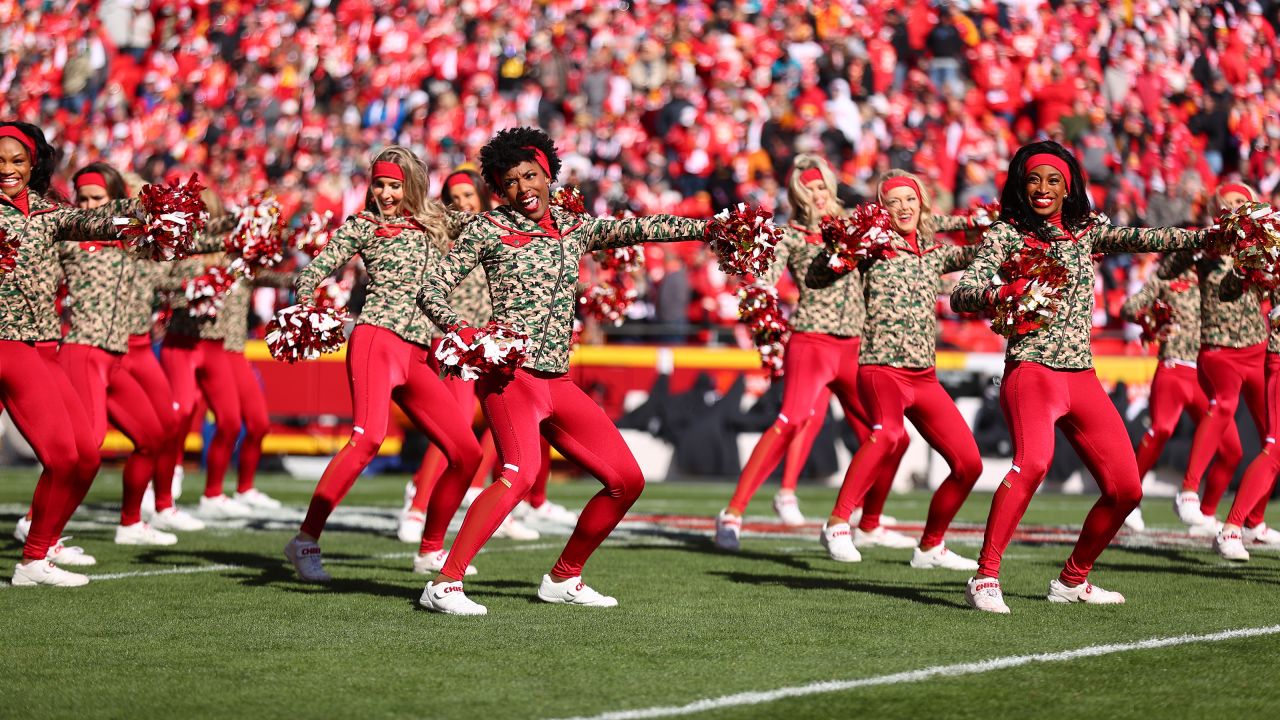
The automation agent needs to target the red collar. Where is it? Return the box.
[0,188,30,217]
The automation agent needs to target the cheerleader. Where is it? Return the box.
[284,147,483,582]
[714,155,889,550]
[1118,259,1205,532]
[1157,184,1268,533]
[415,127,707,614]
[56,163,175,545]
[0,122,125,586]
[812,169,984,569]
[951,141,1207,613]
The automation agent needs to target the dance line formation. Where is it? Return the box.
[3,117,1280,617]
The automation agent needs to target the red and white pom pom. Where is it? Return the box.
[1216,201,1280,271]
[595,246,644,274]
[265,303,350,363]
[435,322,531,382]
[990,242,1069,337]
[551,186,586,214]
[579,284,638,326]
[706,203,781,277]
[967,201,1001,227]
[115,174,208,260]
[758,340,786,378]
[821,204,897,273]
[225,193,286,278]
[0,228,19,279]
[183,266,238,319]
[312,278,352,312]
[293,210,335,258]
[737,283,790,377]
[1136,299,1178,345]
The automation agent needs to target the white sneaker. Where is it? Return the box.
[853,525,917,549]
[1214,529,1250,561]
[141,483,156,519]
[419,580,487,615]
[397,510,426,544]
[11,560,89,588]
[965,576,1011,614]
[402,480,417,512]
[1189,515,1224,537]
[234,488,283,511]
[1174,491,1204,526]
[880,513,898,526]
[536,574,618,607]
[172,464,185,499]
[911,543,978,570]
[198,494,254,519]
[527,500,579,525]
[13,515,30,543]
[150,506,206,532]
[848,506,897,526]
[115,522,178,546]
[284,537,331,582]
[772,493,805,526]
[412,549,477,576]
[820,522,862,562]
[1046,579,1126,604]
[460,486,484,510]
[1122,507,1146,532]
[46,538,97,566]
[1244,523,1280,547]
[714,511,741,551]
[492,515,540,541]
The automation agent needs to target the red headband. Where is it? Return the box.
[445,172,475,191]
[372,161,404,182]
[0,126,35,157]
[1023,153,1072,190]
[75,172,107,190]
[1219,183,1254,202]
[797,168,825,185]
[522,146,551,178]
[880,176,922,201]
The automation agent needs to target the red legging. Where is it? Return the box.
[978,362,1142,585]
[12,341,101,561]
[832,365,981,546]
[299,325,481,539]
[159,336,245,498]
[442,369,644,580]
[1185,344,1266,516]
[795,386,899,529]
[728,333,872,515]
[1226,352,1280,528]
[57,343,167,525]
[223,350,270,494]
[1134,361,1209,478]
[121,334,181,511]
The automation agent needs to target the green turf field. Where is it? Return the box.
[2,470,1278,719]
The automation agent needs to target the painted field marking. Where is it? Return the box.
[0,563,242,589]
[547,625,1280,720]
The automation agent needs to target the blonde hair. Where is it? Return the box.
[787,154,843,227]
[1212,181,1257,214]
[365,145,449,240]
[877,169,937,241]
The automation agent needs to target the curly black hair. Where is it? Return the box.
[73,161,128,201]
[0,121,58,198]
[478,127,561,195]
[439,168,492,211]
[1000,140,1093,236]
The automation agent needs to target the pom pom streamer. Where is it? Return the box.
[821,203,897,273]
[114,174,208,260]
[225,193,287,278]
[183,266,238,319]
[293,210,335,258]
[990,243,1069,338]
[1135,299,1177,345]
[0,228,19,279]
[435,322,531,382]
[578,284,638,327]
[737,282,791,378]
[265,304,350,363]
[312,278,352,312]
[551,186,586,214]
[706,203,781,277]
[1216,201,1280,272]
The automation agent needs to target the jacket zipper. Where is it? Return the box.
[535,235,568,369]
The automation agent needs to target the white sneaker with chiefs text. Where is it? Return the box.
[420,581,487,615]
[536,574,618,607]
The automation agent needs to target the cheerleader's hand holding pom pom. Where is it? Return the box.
[265,303,350,363]
[706,203,781,277]
[1215,201,1280,272]
[114,174,208,260]
[435,322,530,383]
[820,203,896,273]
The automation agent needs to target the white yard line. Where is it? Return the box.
[0,563,242,588]
[546,625,1280,720]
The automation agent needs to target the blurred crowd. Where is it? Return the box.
[3,0,1279,349]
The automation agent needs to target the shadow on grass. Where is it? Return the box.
[617,527,820,573]
[1106,545,1280,586]
[710,570,970,609]
[130,548,415,599]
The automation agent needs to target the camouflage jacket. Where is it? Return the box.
[123,258,174,337]
[419,205,707,374]
[58,240,138,353]
[297,210,472,346]
[1158,252,1266,350]
[762,223,864,338]
[0,193,132,342]
[952,219,1205,369]
[1119,268,1201,363]
[216,270,297,352]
